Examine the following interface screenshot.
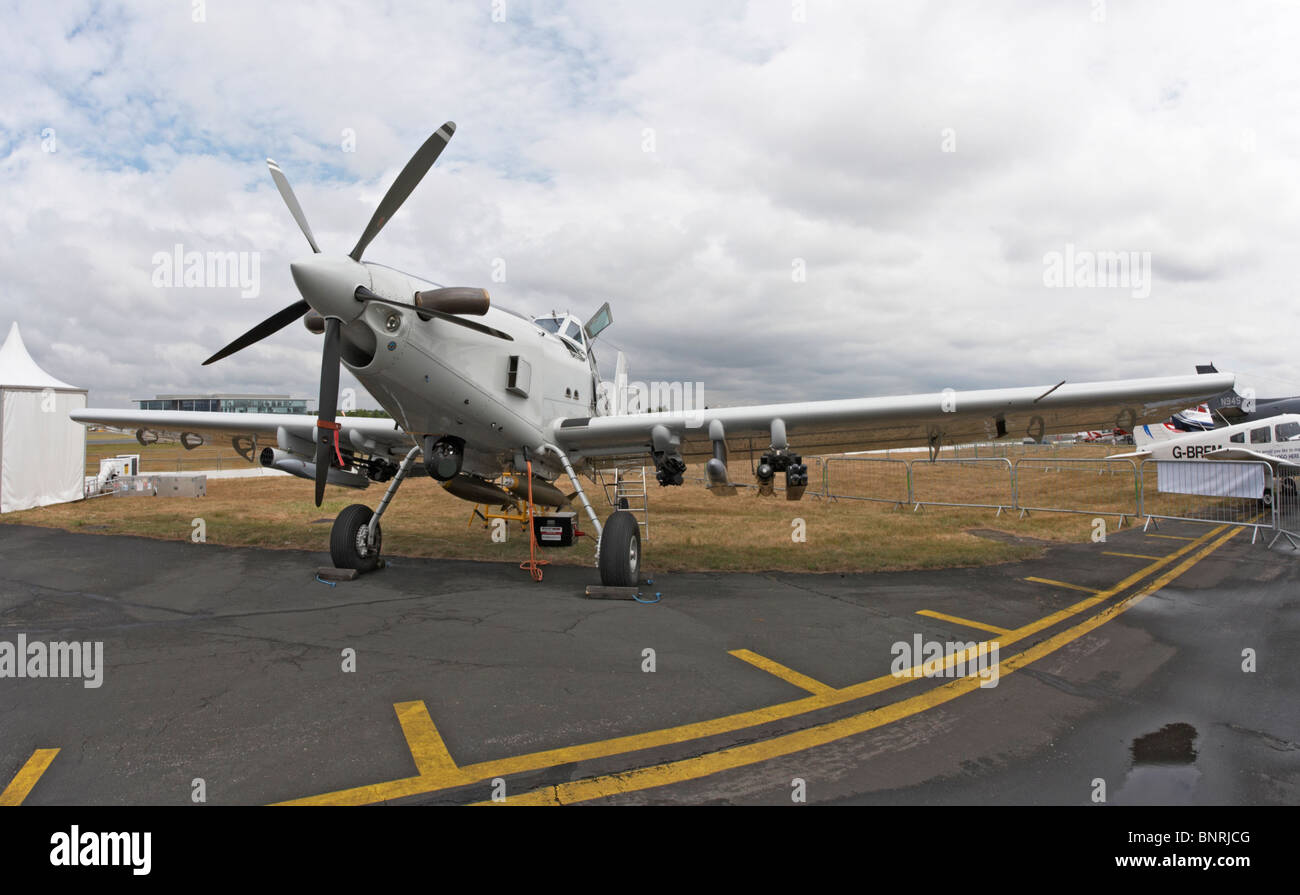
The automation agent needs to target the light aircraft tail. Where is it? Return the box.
[1196,363,1248,422]
[1133,422,1182,447]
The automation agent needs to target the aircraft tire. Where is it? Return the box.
[599,511,640,587]
[331,503,383,572]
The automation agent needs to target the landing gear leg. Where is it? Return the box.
[329,444,420,571]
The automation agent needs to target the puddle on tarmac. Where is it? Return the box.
[1113,722,1201,804]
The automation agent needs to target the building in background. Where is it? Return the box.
[134,394,311,414]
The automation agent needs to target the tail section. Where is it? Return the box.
[1133,422,1182,447]
[1196,363,1246,423]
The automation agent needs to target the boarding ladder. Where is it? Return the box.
[597,464,650,541]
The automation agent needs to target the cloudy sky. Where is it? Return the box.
[3,0,1300,411]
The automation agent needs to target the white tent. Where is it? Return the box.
[0,322,87,513]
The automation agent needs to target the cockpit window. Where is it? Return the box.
[1276,421,1300,442]
[534,317,561,334]
[565,321,583,342]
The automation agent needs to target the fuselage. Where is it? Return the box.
[337,261,599,480]
[1133,413,1300,464]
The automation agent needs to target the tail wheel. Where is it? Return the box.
[331,503,382,572]
[1262,488,1275,510]
[599,511,640,587]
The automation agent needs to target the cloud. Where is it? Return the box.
[2,0,1299,418]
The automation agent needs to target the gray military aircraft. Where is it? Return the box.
[72,123,1238,586]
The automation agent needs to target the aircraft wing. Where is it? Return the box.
[69,409,416,458]
[550,372,1238,466]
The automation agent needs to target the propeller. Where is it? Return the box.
[205,121,493,507]
[202,299,309,365]
[268,159,321,254]
[350,122,456,262]
[314,318,342,506]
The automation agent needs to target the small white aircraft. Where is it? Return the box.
[72,123,1239,585]
[1114,414,1300,509]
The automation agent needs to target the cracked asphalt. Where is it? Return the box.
[0,520,1295,805]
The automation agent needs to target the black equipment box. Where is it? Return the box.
[533,512,577,547]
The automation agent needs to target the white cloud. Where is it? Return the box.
[1,0,1298,415]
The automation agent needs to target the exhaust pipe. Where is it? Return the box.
[259,447,370,489]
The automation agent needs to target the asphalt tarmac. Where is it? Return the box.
[0,518,1295,805]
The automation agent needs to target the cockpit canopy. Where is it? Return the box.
[534,313,586,349]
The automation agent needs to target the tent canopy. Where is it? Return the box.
[0,321,78,390]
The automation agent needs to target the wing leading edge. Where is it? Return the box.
[69,409,415,458]
[549,372,1238,464]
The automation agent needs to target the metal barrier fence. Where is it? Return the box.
[820,453,1298,549]
[1274,471,1300,548]
[1138,459,1279,543]
[909,458,1015,513]
[823,457,910,506]
[1014,457,1140,524]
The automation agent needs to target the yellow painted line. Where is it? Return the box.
[1145,534,1195,541]
[1103,552,1165,561]
[915,610,1011,636]
[1023,576,1101,595]
[0,749,59,806]
[280,524,1229,805]
[395,700,465,780]
[729,649,836,695]
[488,525,1244,805]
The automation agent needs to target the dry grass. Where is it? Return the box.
[7,441,1136,574]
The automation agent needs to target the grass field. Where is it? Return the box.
[9,436,1139,575]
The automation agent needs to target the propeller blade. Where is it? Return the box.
[314,318,342,507]
[355,286,513,341]
[349,122,456,262]
[202,300,310,365]
[267,159,321,254]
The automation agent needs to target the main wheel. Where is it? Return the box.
[599,511,640,587]
[331,504,382,572]
[1262,488,1275,511]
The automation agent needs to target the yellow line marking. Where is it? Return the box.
[1023,577,1101,595]
[0,749,59,806]
[729,649,836,695]
[280,525,1231,805]
[1145,534,1195,541]
[395,701,464,780]
[1103,552,1165,560]
[915,610,1011,636]
[488,525,1244,805]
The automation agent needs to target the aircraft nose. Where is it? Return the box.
[289,255,369,322]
